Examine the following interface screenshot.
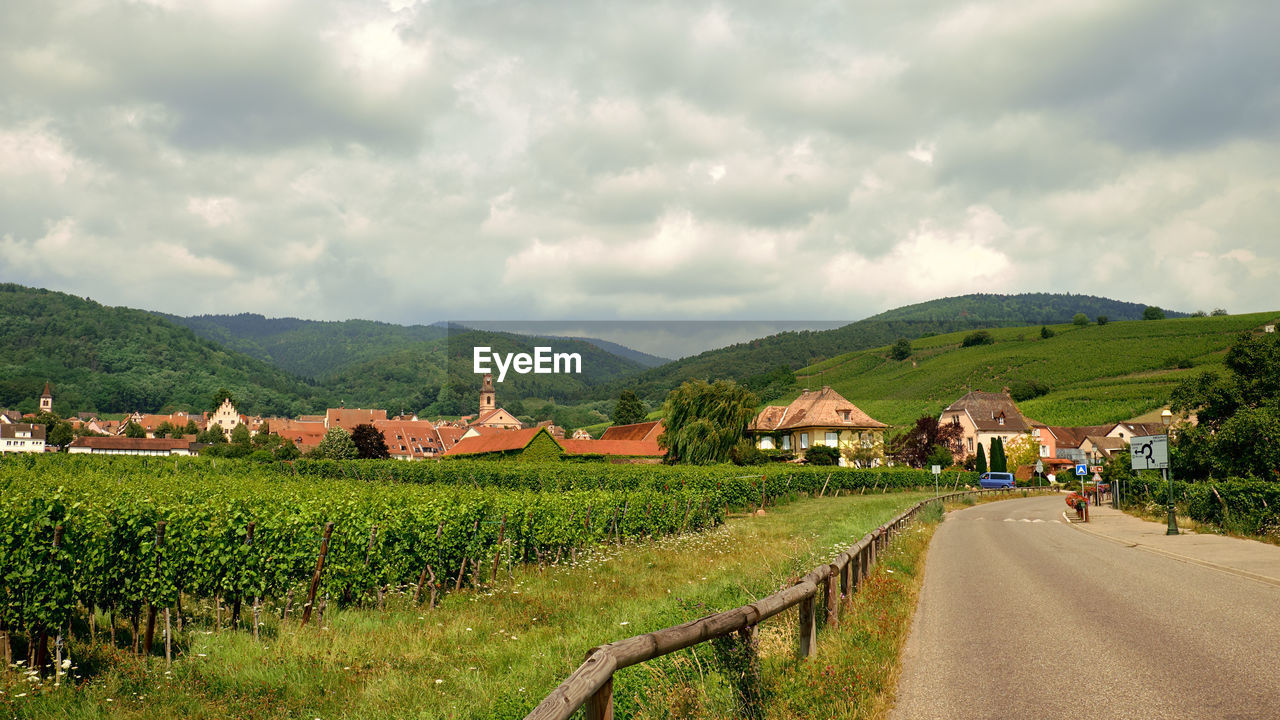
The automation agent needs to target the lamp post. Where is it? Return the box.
[1162,409,1178,535]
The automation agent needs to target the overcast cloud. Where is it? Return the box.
[2,0,1277,322]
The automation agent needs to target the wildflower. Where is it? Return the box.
[435,679,443,684]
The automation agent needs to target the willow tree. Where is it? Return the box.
[659,379,758,465]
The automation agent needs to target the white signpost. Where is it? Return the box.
[931,465,941,497]
[1130,435,1169,470]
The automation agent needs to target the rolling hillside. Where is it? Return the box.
[0,285,325,416]
[584,293,1182,404]
[777,311,1280,428]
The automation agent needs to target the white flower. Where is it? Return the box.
[619,621,630,626]
[61,659,71,669]
[435,679,443,684]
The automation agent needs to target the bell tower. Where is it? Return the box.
[479,373,496,415]
[39,382,53,413]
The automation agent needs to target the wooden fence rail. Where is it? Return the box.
[525,487,1056,720]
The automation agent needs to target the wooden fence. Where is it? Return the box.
[525,487,1055,720]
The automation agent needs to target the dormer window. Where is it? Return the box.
[998,416,1004,426]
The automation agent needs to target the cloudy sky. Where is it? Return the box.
[2,0,1277,324]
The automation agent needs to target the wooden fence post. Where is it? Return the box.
[825,565,840,628]
[585,674,614,720]
[797,590,816,659]
[301,522,335,627]
[839,559,851,605]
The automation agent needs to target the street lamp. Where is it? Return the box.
[1162,409,1178,535]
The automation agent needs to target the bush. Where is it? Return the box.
[890,338,912,361]
[961,330,994,347]
[803,444,841,466]
[1072,313,1089,326]
[730,440,769,466]
[1009,380,1051,402]
[1040,326,1055,339]
[1143,306,1166,321]
[1096,315,1109,326]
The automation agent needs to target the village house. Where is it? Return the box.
[750,386,887,465]
[468,374,522,430]
[1,423,46,454]
[68,436,195,456]
[940,390,1035,461]
[443,424,665,463]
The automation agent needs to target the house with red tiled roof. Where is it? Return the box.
[600,420,664,443]
[442,426,665,462]
[373,418,452,460]
[325,407,388,430]
[750,386,887,465]
[940,390,1036,461]
[68,436,195,456]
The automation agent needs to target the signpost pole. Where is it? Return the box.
[1164,465,1178,535]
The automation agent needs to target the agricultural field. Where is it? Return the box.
[0,455,949,719]
[789,311,1280,427]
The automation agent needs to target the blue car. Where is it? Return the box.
[978,471,1015,489]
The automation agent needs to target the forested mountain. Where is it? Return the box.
[160,313,447,379]
[583,293,1182,404]
[0,285,325,416]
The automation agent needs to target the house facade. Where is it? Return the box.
[939,390,1033,461]
[68,436,194,456]
[1,423,46,454]
[749,386,887,465]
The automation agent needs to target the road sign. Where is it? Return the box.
[931,465,941,475]
[1035,460,1044,474]
[1075,463,1088,476]
[1130,434,1169,470]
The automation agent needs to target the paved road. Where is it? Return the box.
[892,495,1280,720]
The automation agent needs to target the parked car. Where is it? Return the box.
[978,471,1015,489]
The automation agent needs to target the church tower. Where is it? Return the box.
[479,373,496,415]
[39,382,53,413]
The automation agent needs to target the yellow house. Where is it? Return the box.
[749,386,888,466]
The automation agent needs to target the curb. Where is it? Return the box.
[1067,517,1280,590]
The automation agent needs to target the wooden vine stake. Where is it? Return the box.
[490,515,506,584]
[143,521,167,660]
[300,522,335,628]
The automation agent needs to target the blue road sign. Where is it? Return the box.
[1075,463,1088,476]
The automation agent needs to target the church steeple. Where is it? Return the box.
[39,382,53,413]
[479,373,496,415]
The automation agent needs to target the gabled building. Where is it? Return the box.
[373,418,449,460]
[39,382,53,413]
[1,423,46,454]
[600,420,664,443]
[750,386,887,464]
[940,390,1033,460]
[68,436,194,456]
[325,407,388,430]
[467,374,522,430]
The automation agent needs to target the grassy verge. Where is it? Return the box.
[623,502,944,720]
[2,492,930,720]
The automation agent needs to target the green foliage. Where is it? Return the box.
[976,443,988,475]
[1072,313,1089,326]
[611,390,648,426]
[351,423,390,460]
[211,388,234,411]
[925,444,955,470]
[230,422,251,445]
[1143,306,1166,320]
[1040,326,1055,339]
[890,338,913,361]
[1096,316,1109,326]
[1211,308,1228,316]
[729,439,768,466]
[124,420,146,438]
[660,380,757,465]
[961,330,994,347]
[803,444,840,466]
[989,436,1007,473]
[1008,379,1051,402]
[315,427,358,460]
[197,426,227,444]
[517,431,564,462]
[0,284,325,416]
[889,415,962,468]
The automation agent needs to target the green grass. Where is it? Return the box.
[2,492,930,720]
[787,312,1279,427]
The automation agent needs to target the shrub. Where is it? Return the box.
[1040,326,1055,339]
[961,330,994,347]
[1143,306,1166,320]
[730,439,769,466]
[890,338,913,361]
[1096,315,1109,326]
[1072,313,1089,326]
[803,444,841,466]
[1009,380,1051,402]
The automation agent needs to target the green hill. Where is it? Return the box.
[778,311,1280,429]
[0,285,325,416]
[160,313,448,379]
[586,293,1180,404]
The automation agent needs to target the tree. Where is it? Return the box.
[124,420,146,438]
[1190,310,1207,317]
[314,427,358,460]
[889,415,963,468]
[976,443,988,475]
[274,440,302,460]
[962,330,994,347]
[925,444,955,470]
[1142,306,1165,321]
[352,423,390,460]
[1096,315,1109,326]
[230,422,251,446]
[1040,326,1055,339]
[611,390,648,426]
[659,379,757,464]
[990,436,1007,473]
[184,419,199,435]
[153,421,172,438]
[47,421,73,449]
[211,388,234,410]
[198,426,227,444]
[1072,313,1089,326]
[890,338,913,361]
[1004,432,1040,472]
[1211,308,1228,316]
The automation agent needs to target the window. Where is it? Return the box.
[759,436,775,450]
[967,437,974,451]
[825,431,838,446]
[782,435,791,450]
[861,433,874,449]
[800,433,809,449]
[998,415,1005,426]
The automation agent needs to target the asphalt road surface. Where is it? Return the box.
[892,495,1280,720]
